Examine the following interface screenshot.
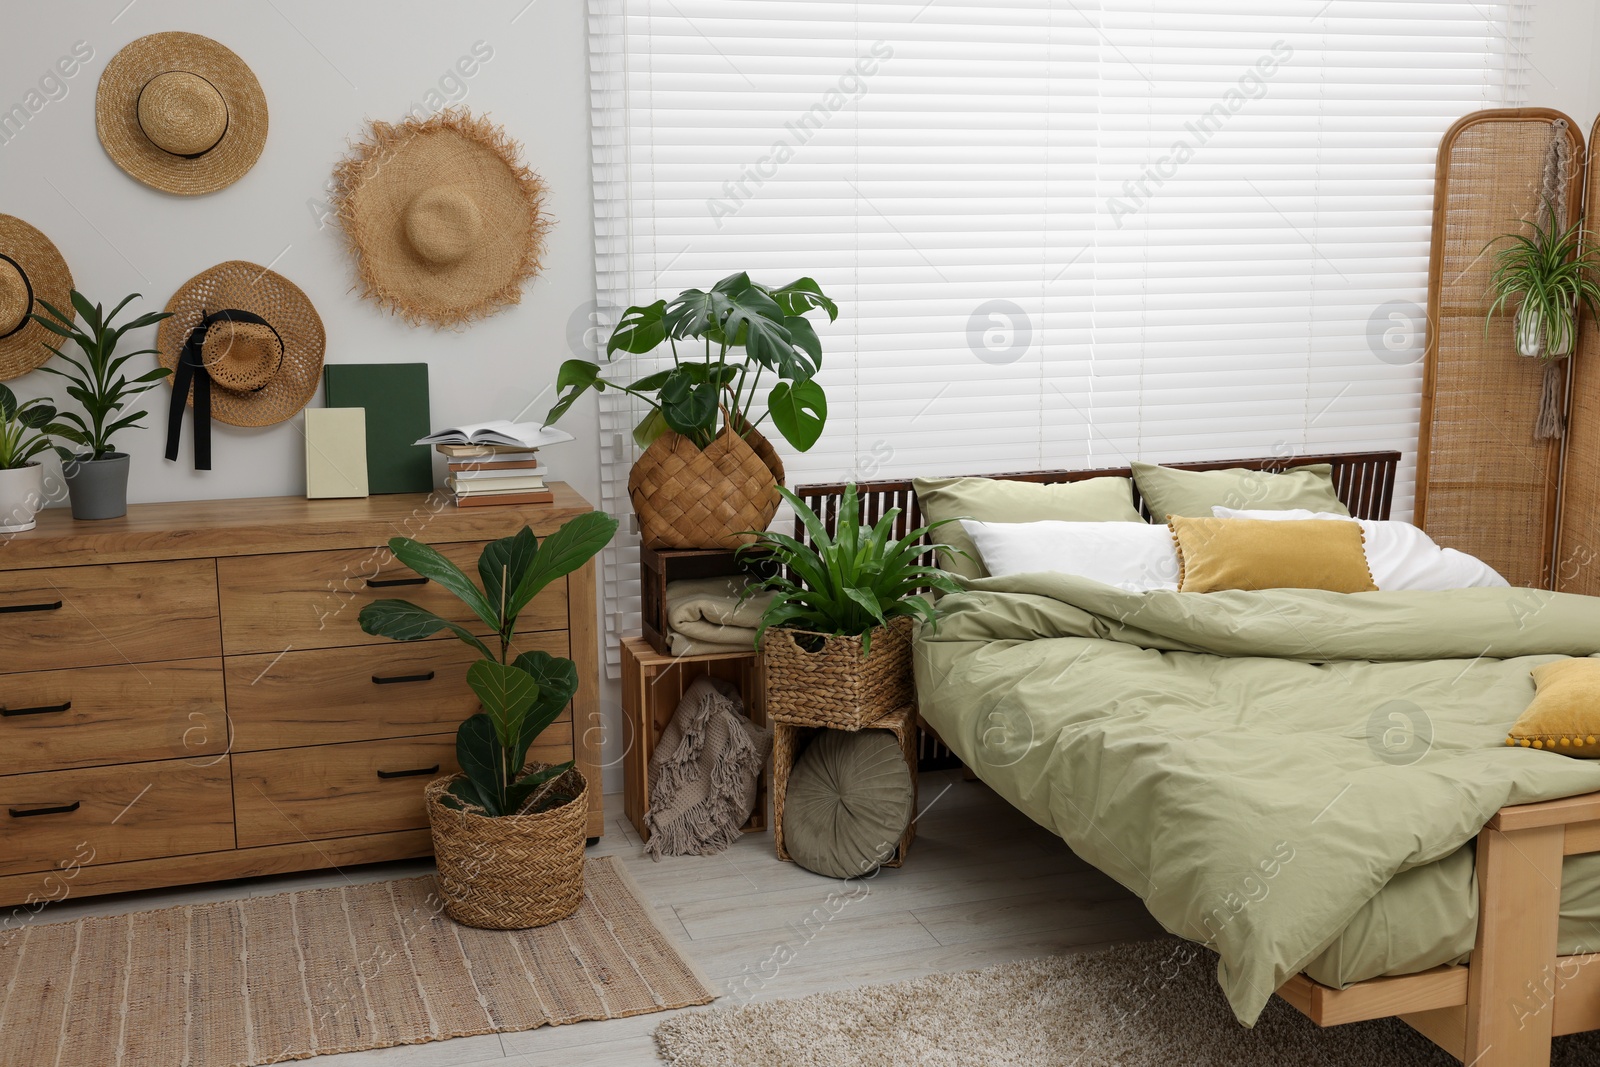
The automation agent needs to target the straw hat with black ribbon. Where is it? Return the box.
[97,31,268,196]
[331,108,549,329]
[0,216,73,382]
[157,261,324,470]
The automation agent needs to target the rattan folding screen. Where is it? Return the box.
[1417,109,1587,590]
[1552,117,1600,595]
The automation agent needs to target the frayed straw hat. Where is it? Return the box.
[331,109,549,329]
[0,215,74,382]
[157,261,325,470]
[97,32,268,196]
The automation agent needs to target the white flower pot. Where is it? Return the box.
[0,462,45,533]
[1516,302,1577,359]
[1516,303,1545,358]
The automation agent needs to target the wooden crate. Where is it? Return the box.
[620,636,768,842]
[773,704,918,870]
[638,544,774,656]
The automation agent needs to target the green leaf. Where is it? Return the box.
[455,713,506,816]
[632,407,670,449]
[661,376,718,438]
[386,537,498,631]
[545,359,603,425]
[767,277,839,322]
[357,599,492,659]
[606,299,668,356]
[0,385,15,423]
[510,649,579,748]
[507,511,618,617]
[466,659,542,750]
[767,378,827,452]
[478,527,539,627]
[69,291,100,333]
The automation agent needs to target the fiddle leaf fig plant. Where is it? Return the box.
[30,291,172,459]
[546,271,838,452]
[358,511,619,817]
[0,383,73,470]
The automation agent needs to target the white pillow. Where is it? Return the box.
[959,520,1179,591]
[1210,507,1509,591]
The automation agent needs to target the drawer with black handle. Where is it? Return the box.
[223,631,570,750]
[0,757,234,876]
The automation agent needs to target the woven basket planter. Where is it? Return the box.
[425,766,588,930]
[762,616,916,730]
[629,425,784,550]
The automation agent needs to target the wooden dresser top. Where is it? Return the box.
[0,483,597,570]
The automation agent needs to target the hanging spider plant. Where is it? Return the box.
[1485,199,1600,361]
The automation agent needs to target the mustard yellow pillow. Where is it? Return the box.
[1169,516,1377,593]
[1506,659,1600,756]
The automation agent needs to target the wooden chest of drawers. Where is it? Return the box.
[0,487,602,909]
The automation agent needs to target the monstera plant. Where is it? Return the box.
[546,272,838,550]
[359,512,618,929]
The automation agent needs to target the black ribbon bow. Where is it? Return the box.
[165,308,282,471]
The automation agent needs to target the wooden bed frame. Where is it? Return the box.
[794,449,1600,1065]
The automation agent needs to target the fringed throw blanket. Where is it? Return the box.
[644,676,773,858]
[665,576,776,656]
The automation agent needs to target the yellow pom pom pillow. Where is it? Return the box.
[1506,659,1600,756]
[1168,515,1377,594]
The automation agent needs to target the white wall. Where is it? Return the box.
[2,0,622,787]
[2,0,600,510]
[1526,0,1600,126]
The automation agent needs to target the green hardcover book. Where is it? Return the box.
[322,363,433,495]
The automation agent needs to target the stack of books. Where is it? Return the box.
[416,420,575,508]
[439,445,552,506]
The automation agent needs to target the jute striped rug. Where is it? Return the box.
[0,857,714,1066]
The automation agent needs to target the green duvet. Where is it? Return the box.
[912,574,1600,1025]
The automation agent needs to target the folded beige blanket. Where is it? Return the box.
[665,576,776,657]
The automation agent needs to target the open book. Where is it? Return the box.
[414,421,575,449]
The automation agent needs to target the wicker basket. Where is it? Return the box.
[762,616,915,729]
[424,766,588,930]
[628,425,784,550]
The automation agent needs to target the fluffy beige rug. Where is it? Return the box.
[655,939,1600,1066]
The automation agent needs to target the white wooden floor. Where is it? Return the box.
[26,770,1163,1066]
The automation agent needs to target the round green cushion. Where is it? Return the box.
[783,729,914,879]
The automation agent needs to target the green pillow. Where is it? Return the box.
[914,475,1144,580]
[1131,461,1349,523]
[783,730,914,879]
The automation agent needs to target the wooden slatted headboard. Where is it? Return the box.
[792,450,1400,551]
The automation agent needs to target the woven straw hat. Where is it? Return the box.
[331,109,548,329]
[158,261,325,430]
[97,32,268,196]
[0,216,74,382]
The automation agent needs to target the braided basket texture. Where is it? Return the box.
[425,767,588,930]
[762,616,915,730]
[628,425,784,549]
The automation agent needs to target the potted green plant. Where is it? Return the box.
[30,291,172,519]
[0,383,72,533]
[546,271,837,549]
[744,483,961,730]
[1486,199,1600,439]
[359,511,618,929]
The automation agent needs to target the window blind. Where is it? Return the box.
[587,0,1529,671]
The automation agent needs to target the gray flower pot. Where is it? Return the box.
[64,452,131,520]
